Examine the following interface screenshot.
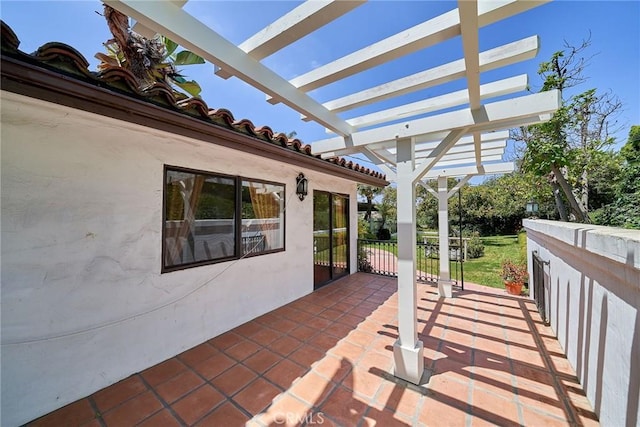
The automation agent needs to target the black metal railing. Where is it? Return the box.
[532,250,549,323]
[357,239,463,288]
[242,234,266,255]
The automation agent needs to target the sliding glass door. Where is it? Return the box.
[313,191,349,289]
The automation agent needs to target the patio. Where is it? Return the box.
[28,273,598,426]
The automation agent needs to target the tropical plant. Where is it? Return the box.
[96,5,204,97]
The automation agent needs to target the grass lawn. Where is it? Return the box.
[463,235,521,289]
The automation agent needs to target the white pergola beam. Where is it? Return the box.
[378,164,396,182]
[415,141,506,158]
[419,181,438,198]
[131,0,187,38]
[356,139,505,169]
[448,175,472,198]
[458,0,481,110]
[311,90,561,155]
[423,161,515,179]
[414,132,509,152]
[412,130,509,149]
[314,35,538,116]
[478,0,550,26]
[105,0,354,136]
[473,132,483,166]
[412,128,468,183]
[345,130,507,158]
[215,1,365,79]
[343,74,527,130]
[432,154,503,168]
[432,147,505,163]
[288,0,546,93]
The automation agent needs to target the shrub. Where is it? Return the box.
[517,231,527,266]
[358,246,373,272]
[465,231,485,259]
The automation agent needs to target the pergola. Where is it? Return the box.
[106,0,560,386]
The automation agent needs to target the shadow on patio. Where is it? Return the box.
[28,273,598,426]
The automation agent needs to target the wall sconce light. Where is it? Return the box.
[296,173,308,201]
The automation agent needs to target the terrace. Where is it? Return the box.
[29,274,597,426]
[2,1,638,426]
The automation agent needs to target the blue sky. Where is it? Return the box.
[2,1,639,170]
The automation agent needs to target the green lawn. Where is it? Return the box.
[463,235,520,288]
[360,234,524,289]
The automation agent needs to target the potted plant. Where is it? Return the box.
[501,259,528,296]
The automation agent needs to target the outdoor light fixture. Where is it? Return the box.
[526,199,539,217]
[296,173,308,201]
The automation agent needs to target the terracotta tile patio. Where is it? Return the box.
[28,273,599,426]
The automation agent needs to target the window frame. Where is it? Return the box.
[240,176,287,258]
[162,165,286,273]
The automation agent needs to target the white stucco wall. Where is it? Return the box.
[0,92,360,426]
[524,219,640,427]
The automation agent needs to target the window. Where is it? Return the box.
[163,166,285,272]
[241,180,285,255]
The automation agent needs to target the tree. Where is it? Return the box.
[357,184,382,222]
[377,186,397,232]
[513,36,621,223]
[582,149,621,211]
[96,5,205,97]
[595,126,640,229]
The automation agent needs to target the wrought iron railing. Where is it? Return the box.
[357,239,463,288]
[242,234,266,255]
[532,250,549,323]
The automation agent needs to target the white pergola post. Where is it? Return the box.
[393,138,424,385]
[437,176,454,298]
[109,0,560,388]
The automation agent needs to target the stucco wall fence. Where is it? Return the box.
[524,219,639,427]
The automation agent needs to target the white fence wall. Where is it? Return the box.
[524,219,640,427]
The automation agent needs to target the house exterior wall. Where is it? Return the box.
[524,219,640,427]
[0,92,358,426]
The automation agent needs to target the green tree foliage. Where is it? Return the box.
[583,149,622,210]
[377,186,397,232]
[415,174,554,236]
[594,126,640,229]
[357,184,382,222]
[514,36,621,223]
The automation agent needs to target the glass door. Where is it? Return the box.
[332,194,349,278]
[313,191,349,289]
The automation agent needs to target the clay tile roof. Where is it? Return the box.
[253,125,274,142]
[0,20,386,183]
[97,67,142,94]
[232,118,258,137]
[176,97,210,118]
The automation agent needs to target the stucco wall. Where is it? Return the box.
[524,219,640,427]
[0,92,360,426]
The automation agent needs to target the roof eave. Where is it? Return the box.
[0,54,388,188]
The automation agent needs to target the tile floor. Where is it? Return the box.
[28,273,599,426]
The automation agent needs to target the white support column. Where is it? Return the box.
[437,176,454,297]
[393,138,424,385]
